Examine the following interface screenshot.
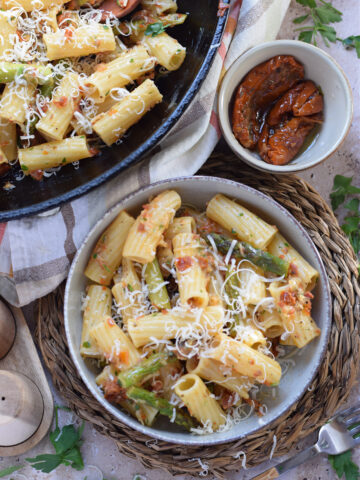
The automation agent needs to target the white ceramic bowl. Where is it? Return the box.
[64,176,331,445]
[218,40,353,173]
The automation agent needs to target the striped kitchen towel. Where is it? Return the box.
[0,0,291,306]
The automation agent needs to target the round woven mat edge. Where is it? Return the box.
[37,153,360,478]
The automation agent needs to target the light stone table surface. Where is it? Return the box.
[1,0,359,478]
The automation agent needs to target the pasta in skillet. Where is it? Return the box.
[0,0,187,181]
[80,191,321,433]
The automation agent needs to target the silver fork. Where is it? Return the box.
[251,404,360,479]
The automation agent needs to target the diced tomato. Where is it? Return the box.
[89,146,100,156]
[119,350,129,364]
[289,262,299,276]
[53,96,68,107]
[64,28,73,40]
[280,290,297,307]
[220,391,237,410]
[107,317,115,327]
[175,256,193,272]
[137,222,146,232]
[30,170,44,181]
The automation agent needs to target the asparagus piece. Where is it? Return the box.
[127,386,195,431]
[144,258,171,310]
[0,62,52,85]
[117,352,175,388]
[225,266,241,335]
[207,233,289,277]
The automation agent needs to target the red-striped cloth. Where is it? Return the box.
[0,0,291,306]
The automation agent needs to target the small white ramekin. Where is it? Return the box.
[218,40,353,173]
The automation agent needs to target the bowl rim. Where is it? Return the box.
[218,39,354,174]
[0,4,230,222]
[64,175,332,446]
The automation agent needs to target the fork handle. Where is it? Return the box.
[251,444,320,479]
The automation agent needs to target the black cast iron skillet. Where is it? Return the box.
[0,0,230,221]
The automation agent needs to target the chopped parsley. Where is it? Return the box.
[145,22,166,37]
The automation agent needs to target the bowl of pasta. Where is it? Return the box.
[0,0,229,221]
[64,176,331,445]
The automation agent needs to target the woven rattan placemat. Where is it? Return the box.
[37,153,360,478]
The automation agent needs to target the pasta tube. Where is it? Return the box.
[174,374,226,431]
[144,258,171,310]
[141,0,177,14]
[127,306,224,348]
[206,194,277,249]
[209,333,282,385]
[0,118,16,161]
[143,32,185,71]
[80,285,112,358]
[238,262,266,306]
[0,0,65,11]
[37,73,81,141]
[0,81,36,124]
[18,136,92,173]
[92,78,162,146]
[186,356,251,399]
[0,147,9,175]
[112,258,143,326]
[44,24,116,60]
[0,12,16,59]
[123,190,181,264]
[256,309,284,338]
[173,233,209,308]
[268,233,319,290]
[86,45,155,102]
[269,281,320,348]
[85,210,135,286]
[89,316,141,368]
[157,216,195,275]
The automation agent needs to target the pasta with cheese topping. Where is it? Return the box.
[79,191,321,434]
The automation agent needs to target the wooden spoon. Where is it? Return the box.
[100,0,140,20]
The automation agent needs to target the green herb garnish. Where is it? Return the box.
[145,22,166,37]
[26,406,85,473]
[293,0,360,56]
[329,450,360,480]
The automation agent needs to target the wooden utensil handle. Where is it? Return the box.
[252,467,279,479]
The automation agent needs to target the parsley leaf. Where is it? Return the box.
[294,0,359,56]
[330,175,360,211]
[329,450,360,480]
[0,465,24,477]
[293,14,309,24]
[145,22,166,37]
[26,406,85,474]
[342,36,360,58]
[330,175,360,262]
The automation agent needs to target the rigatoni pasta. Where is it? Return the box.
[0,2,188,182]
[92,78,163,146]
[85,210,135,285]
[79,191,321,434]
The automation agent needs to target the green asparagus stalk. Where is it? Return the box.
[117,352,175,388]
[225,266,241,335]
[207,233,289,277]
[127,386,195,431]
[0,62,52,85]
[144,258,171,310]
